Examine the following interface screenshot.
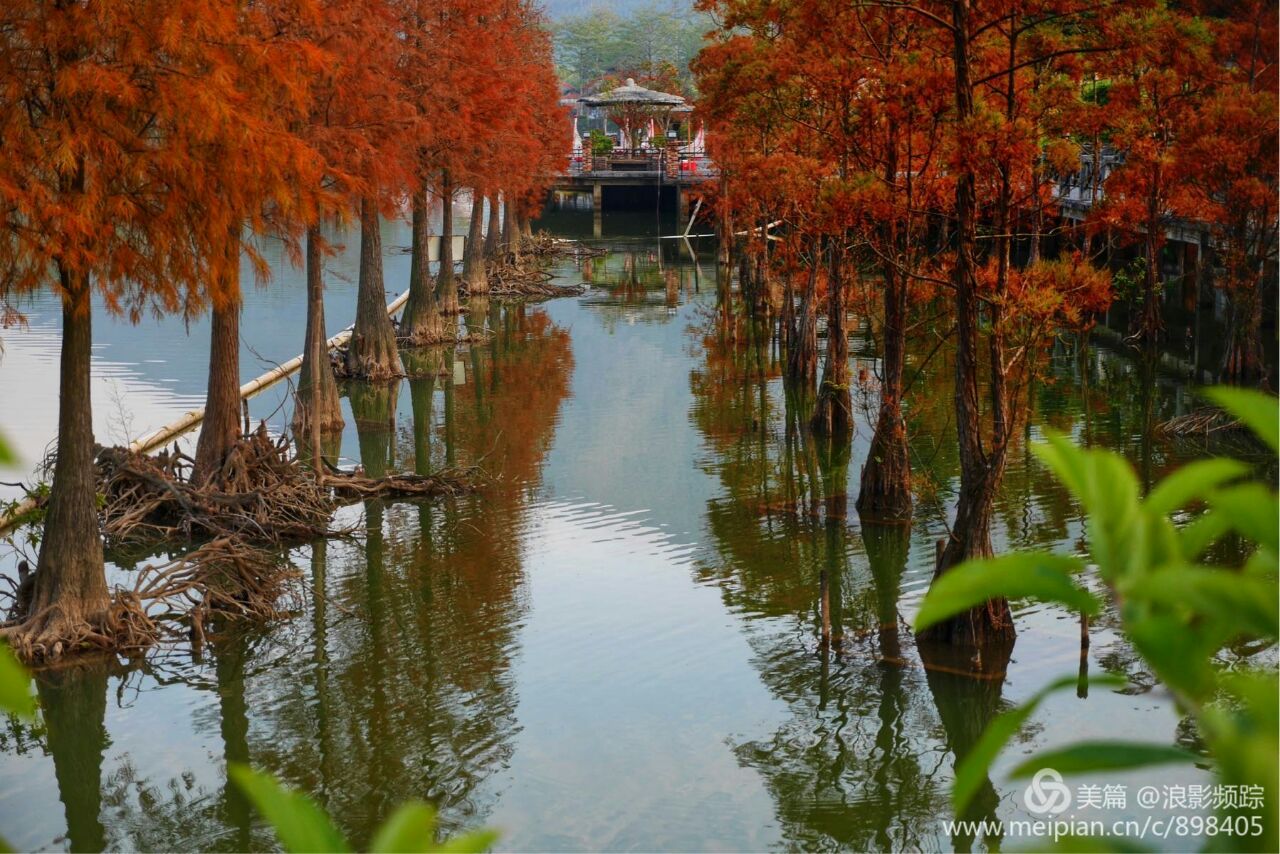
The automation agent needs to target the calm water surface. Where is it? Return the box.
[0,209,1238,851]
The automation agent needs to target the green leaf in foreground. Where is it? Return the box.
[951,674,1125,814]
[1208,387,1279,453]
[229,764,351,853]
[368,802,497,853]
[1009,741,1197,778]
[1128,568,1279,639]
[369,803,440,853]
[0,641,34,719]
[1143,457,1248,517]
[914,552,1097,633]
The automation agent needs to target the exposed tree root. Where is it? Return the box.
[467,232,593,298]
[1157,406,1244,439]
[523,232,606,260]
[5,426,482,664]
[475,259,587,298]
[97,425,481,546]
[98,427,333,544]
[1,538,301,664]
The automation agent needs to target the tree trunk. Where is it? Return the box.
[401,190,447,345]
[787,255,819,388]
[462,190,488,294]
[293,226,344,442]
[24,268,109,651]
[917,0,1014,649]
[1134,187,1166,342]
[345,197,404,381]
[484,192,502,260]
[502,195,520,260]
[194,233,243,486]
[1220,231,1267,386]
[857,262,913,522]
[812,244,852,437]
[435,173,460,316]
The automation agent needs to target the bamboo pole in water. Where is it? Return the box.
[0,289,411,535]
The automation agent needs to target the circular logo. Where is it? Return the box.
[1024,768,1072,815]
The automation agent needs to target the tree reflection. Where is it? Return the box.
[38,660,109,853]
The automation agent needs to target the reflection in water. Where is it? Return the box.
[919,643,1014,854]
[1,230,1236,851]
[39,662,109,854]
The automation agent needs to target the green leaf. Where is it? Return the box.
[0,642,34,719]
[1207,387,1279,453]
[229,764,350,853]
[1144,458,1248,517]
[0,432,15,467]
[1009,741,1196,777]
[431,829,501,854]
[1034,434,1142,577]
[1128,567,1278,639]
[1209,483,1279,554]
[1178,511,1233,561]
[951,674,1125,814]
[1125,614,1221,702]
[369,803,440,853]
[914,552,1096,633]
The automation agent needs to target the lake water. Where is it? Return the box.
[0,208,1243,851]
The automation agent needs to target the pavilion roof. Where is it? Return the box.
[578,78,686,108]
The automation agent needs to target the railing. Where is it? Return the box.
[565,149,719,180]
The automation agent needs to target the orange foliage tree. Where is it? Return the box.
[0,0,568,660]
[0,0,322,656]
[696,0,1122,648]
[1178,1,1278,384]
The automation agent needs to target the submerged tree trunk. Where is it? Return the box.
[194,232,243,486]
[401,189,447,344]
[812,244,852,438]
[21,268,109,650]
[345,197,404,381]
[436,173,460,316]
[293,226,344,442]
[484,192,502,260]
[918,0,1014,649]
[787,255,819,389]
[462,190,488,294]
[857,262,913,522]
